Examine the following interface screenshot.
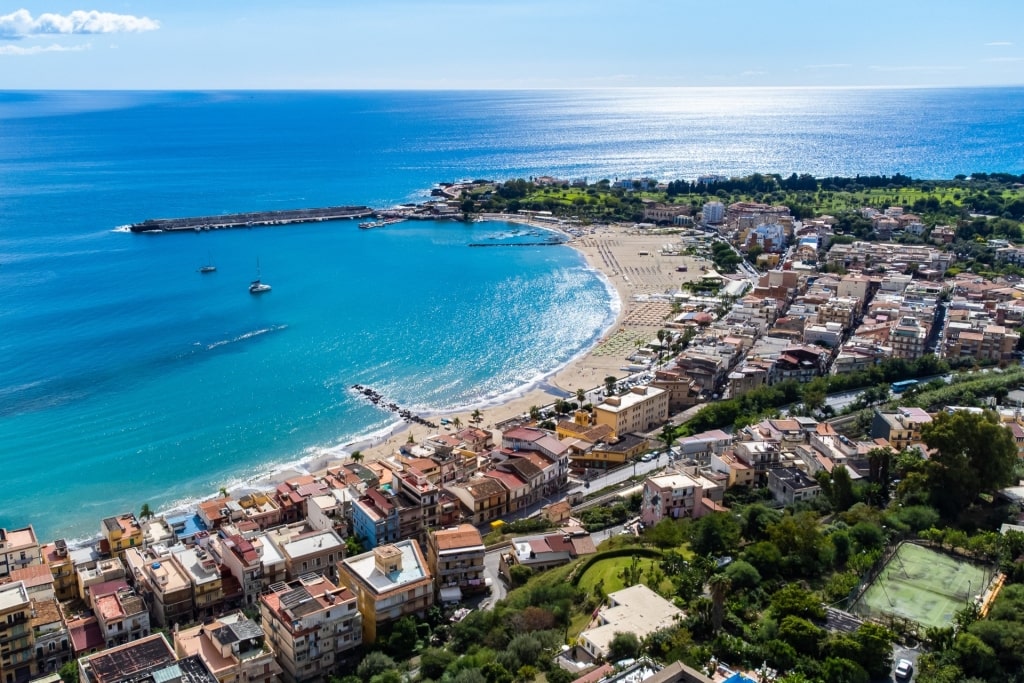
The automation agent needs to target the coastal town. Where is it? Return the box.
[7,173,1024,683]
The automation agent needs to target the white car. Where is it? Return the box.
[894,659,913,680]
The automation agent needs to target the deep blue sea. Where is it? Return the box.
[2,88,1023,542]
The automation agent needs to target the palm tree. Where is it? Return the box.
[351,450,364,464]
[576,388,586,405]
[708,574,732,633]
[471,409,483,425]
[452,417,462,430]
[529,406,541,422]
[218,486,229,499]
[139,503,153,520]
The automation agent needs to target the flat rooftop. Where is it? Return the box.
[0,581,29,611]
[283,530,343,559]
[343,540,427,594]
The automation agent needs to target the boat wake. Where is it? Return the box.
[205,324,288,351]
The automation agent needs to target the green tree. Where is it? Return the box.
[59,661,79,683]
[357,652,397,681]
[778,615,824,656]
[690,511,742,556]
[830,465,857,512]
[921,409,1018,518]
[659,423,677,453]
[723,559,761,590]
[607,631,641,661]
[350,450,363,464]
[604,375,618,395]
[419,647,456,680]
[139,503,153,520]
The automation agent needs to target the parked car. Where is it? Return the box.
[894,659,913,680]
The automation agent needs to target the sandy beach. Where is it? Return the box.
[301,220,707,476]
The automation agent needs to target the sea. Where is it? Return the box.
[2,87,1023,543]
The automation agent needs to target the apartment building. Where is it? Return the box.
[100,515,143,560]
[174,611,280,683]
[0,528,42,582]
[640,474,710,526]
[593,386,669,437]
[427,525,486,604]
[890,316,928,360]
[170,546,224,621]
[40,540,75,602]
[337,542,433,645]
[123,548,193,628]
[0,581,36,683]
[444,478,508,526]
[260,575,360,683]
[350,490,400,550]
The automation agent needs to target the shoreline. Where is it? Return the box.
[257,218,705,481]
[70,218,706,547]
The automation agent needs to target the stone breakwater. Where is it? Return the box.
[129,205,374,232]
[351,384,439,429]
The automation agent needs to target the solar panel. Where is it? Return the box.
[280,586,312,610]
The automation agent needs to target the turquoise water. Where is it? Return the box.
[1,88,1022,541]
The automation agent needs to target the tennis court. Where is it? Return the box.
[851,543,990,629]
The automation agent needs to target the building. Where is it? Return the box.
[767,468,821,506]
[170,547,224,621]
[91,581,151,649]
[0,528,42,582]
[78,633,219,683]
[702,201,725,225]
[0,581,36,683]
[275,530,344,583]
[100,515,143,560]
[501,528,596,578]
[29,597,71,677]
[577,585,684,661]
[350,489,400,551]
[123,548,193,628]
[40,541,75,602]
[640,474,714,526]
[890,316,928,360]
[336,542,433,645]
[427,525,486,604]
[593,386,669,437]
[568,433,648,471]
[444,478,508,526]
[870,407,932,450]
[259,575,360,683]
[174,611,280,683]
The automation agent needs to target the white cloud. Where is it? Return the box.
[983,56,1023,63]
[985,41,1013,46]
[804,63,851,69]
[0,42,90,55]
[0,9,159,39]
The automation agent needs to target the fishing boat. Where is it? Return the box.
[249,259,271,294]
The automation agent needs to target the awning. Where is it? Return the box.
[440,586,463,604]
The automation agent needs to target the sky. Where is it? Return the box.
[2,0,1023,90]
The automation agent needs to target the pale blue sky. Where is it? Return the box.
[2,0,1022,89]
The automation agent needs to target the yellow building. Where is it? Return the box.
[41,540,76,602]
[0,581,37,683]
[337,542,433,644]
[593,386,669,437]
[100,514,143,559]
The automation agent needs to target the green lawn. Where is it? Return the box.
[577,555,676,599]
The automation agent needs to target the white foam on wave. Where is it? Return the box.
[207,324,288,350]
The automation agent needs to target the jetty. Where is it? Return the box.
[129,205,374,233]
[350,384,439,430]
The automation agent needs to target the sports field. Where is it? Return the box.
[851,543,990,629]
